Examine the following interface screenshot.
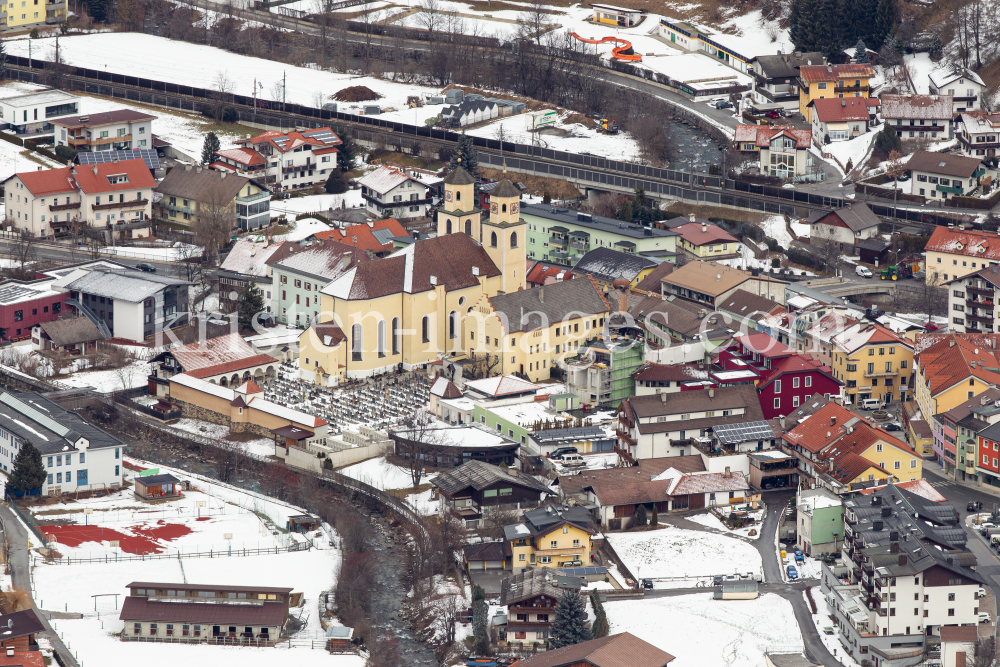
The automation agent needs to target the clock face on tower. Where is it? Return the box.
[445,191,453,202]
[491,202,498,214]
[511,202,519,215]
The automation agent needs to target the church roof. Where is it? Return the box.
[443,166,476,185]
[491,178,521,198]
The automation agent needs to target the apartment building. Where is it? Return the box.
[660,261,786,308]
[52,110,155,152]
[938,388,1000,483]
[5,0,66,31]
[881,95,954,140]
[500,567,584,647]
[3,159,154,240]
[944,264,1000,333]
[956,112,1000,160]
[821,485,982,667]
[924,225,1000,286]
[216,128,342,192]
[0,90,79,136]
[503,505,597,571]
[830,322,914,406]
[748,51,825,110]
[357,164,430,220]
[268,240,371,328]
[798,63,875,122]
[906,151,994,203]
[155,165,271,231]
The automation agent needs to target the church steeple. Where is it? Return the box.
[437,160,480,238]
[482,168,525,293]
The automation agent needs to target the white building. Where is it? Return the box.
[929,67,985,113]
[52,110,156,152]
[942,265,1000,334]
[881,94,954,141]
[905,150,994,203]
[956,112,999,160]
[442,100,499,127]
[214,127,342,192]
[0,90,80,136]
[357,165,430,220]
[0,391,124,496]
[2,159,155,240]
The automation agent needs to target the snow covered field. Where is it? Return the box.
[686,507,765,541]
[606,593,802,667]
[606,526,763,582]
[760,215,792,248]
[56,358,150,393]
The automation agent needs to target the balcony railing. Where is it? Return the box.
[967,298,994,309]
[864,370,898,378]
[49,201,80,211]
[236,191,271,204]
[968,285,994,296]
[93,199,148,211]
[967,313,994,325]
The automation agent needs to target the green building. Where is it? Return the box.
[565,337,644,408]
[473,394,579,446]
[795,488,844,556]
[520,204,678,265]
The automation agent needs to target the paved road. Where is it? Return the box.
[0,504,80,667]
[0,238,194,280]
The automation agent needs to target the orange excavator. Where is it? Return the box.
[568,32,642,62]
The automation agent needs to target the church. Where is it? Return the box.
[297,163,527,384]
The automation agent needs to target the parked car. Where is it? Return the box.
[559,453,585,467]
[136,262,156,272]
[766,110,781,119]
[786,565,798,580]
[794,551,805,563]
[714,100,733,109]
[884,424,902,431]
[861,398,882,410]
[979,523,996,535]
[549,447,578,460]
[979,587,988,598]
[855,266,873,278]
[980,612,992,624]
[642,578,654,589]
[969,501,984,512]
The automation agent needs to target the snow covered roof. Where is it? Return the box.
[880,94,953,121]
[219,240,286,277]
[570,247,657,283]
[925,226,1000,261]
[929,66,985,90]
[62,269,190,303]
[670,470,750,496]
[168,332,260,372]
[270,239,370,282]
[958,112,1000,136]
[430,377,463,399]
[831,322,908,354]
[357,164,422,194]
[466,375,542,399]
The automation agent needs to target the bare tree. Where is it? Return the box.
[518,0,549,42]
[464,351,501,380]
[972,636,996,667]
[885,150,906,218]
[393,407,441,488]
[415,0,441,37]
[7,231,37,281]
[193,182,237,267]
[211,70,235,123]
[112,352,140,391]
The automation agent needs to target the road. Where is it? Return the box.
[0,504,80,667]
[0,237,194,280]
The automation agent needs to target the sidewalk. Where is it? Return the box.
[923,461,1000,500]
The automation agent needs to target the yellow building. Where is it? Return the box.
[6,0,63,30]
[298,164,527,383]
[923,225,1000,286]
[913,333,1000,422]
[505,506,596,571]
[830,322,914,407]
[798,63,874,122]
[673,220,742,259]
[468,277,610,382]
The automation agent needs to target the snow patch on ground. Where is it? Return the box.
[57,359,150,393]
[338,455,418,490]
[271,192,365,223]
[605,526,763,581]
[272,217,333,242]
[824,132,876,175]
[760,215,792,248]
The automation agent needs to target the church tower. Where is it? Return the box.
[482,174,526,293]
[436,162,480,240]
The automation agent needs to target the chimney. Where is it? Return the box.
[430,275,438,285]
[874,520,883,531]
[702,222,707,233]
[220,172,227,179]
[831,416,837,426]
[660,392,668,404]
[92,165,98,175]
[472,266,480,276]
[689,213,696,223]
[185,165,191,171]
[196,166,202,173]
[890,542,899,553]
[959,224,965,231]
[341,255,351,270]
[780,415,786,429]
[724,466,731,477]
[539,287,544,304]
[709,388,715,398]
[898,554,907,566]
[890,530,899,541]
[882,507,891,517]
[841,99,846,107]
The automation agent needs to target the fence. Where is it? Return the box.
[41,541,311,565]
[9,502,48,547]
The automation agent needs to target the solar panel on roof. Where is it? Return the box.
[0,284,41,305]
[77,149,160,171]
[714,420,774,444]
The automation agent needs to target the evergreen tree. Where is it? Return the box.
[589,589,609,638]
[337,133,359,172]
[201,132,220,166]
[854,38,870,63]
[788,0,808,52]
[0,39,6,81]
[871,0,898,51]
[8,441,45,495]
[472,597,489,654]
[550,590,591,649]
[874,120,902,155]
[542,191,551,204]
[632,184,647,210]
[633,504,648,527]
[928,35,943,62]
[324,168,348,194]
[471,584,486,602]
[237,282,265,331]
[447,133,480,180]
[651,503,658,526]
[616,198,633,222]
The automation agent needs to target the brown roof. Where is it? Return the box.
[183,354,280,379]
[905,151,985,178]
[51,109,156,129]
[782,401,858,453]
[940,625,979,642]
[464,541,506,561]
[821,451,887,483]
[119,597,288,626]
[673,222,739,247]
[632,261,674,294]
[0,610,44,640]
[810,97,872,122]
[661,262,753,297]
[880,94,953,121]
[311,322,347,347]
[810,203,881,233]
[38,317,105,346]
[127,582,294,594]
[717,288,784,320]
[488,277,609,334]
[443,165,476,186]
[558,456,706,496]
[155,167,263,203]
[587,479,673,506]
[621,385,765,435]
[671,471,749,495]
[492,178,522,198]
[632,362,709,383]
[515,632,675,667]
[798,63,874,83]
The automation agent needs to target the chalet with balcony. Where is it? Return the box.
[905,151,994,203]
[748,450,799,489]
[881,95,954,141]
[820,485,982,667]
[216,128,342,192]
[154,165,271,231]
[52,110,156,153]
[119,582,294,646]
[809,97,878,144]
[500,567,584,647]
[430,459,554,528]
[733,125,813,178]
[357,164,430,220]
[929,67,985,113]
[749,51,825,110]
[956,112,1000,160]
[0,610,43,655]
[504,505,597,571]
[798,63,875,122]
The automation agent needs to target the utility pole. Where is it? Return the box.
[283,71,286,111]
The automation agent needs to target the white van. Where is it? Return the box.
[861,398,882,410]
[855,266,873,278]
[560,454,585,467]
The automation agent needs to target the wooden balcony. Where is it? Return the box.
[49,201,80,212]
[93,199,149,211]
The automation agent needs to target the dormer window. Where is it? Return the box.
[107,174,129,185]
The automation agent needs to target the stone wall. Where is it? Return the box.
[175,398,231,427]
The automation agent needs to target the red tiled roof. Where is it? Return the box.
[184,354,280,379]
[313,218,407,253]
[916,334,1000,397]
[822,451,886,483]
[782,401,857,453]
[72,159,156,194]
[216,147,266,167]
[16,166,77,196]
[673,222,739,246]
[940,625,980,642]
[733,125,811,149]
[736,332,794,359]
[926,226,1000,260]
[799,63,875,83]
[756,354,836,390]
[810,97,872,122]
[244,127,342,154]
[527,263,573,285]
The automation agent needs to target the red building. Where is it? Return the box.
[0,278,69,342]
[716,332,841,419]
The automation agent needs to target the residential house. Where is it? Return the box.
[430,459,554,529]
[442,99,499,127]
[924,224,1000,285]
[570,247,657,292]
[631,260,675,296]
[463,542,507,571]
[928,67,985,113]
[716,288,785,332]
[591,4,645,26]
[500,567,583,647]
[632,362,711,396]
[514,632,675,667]
[51,265,190,343]
[759,299,858,368]
[821,485,982,667]
[906,150,994,203]
[0,609,42,655]
[0,90,79,136]
[148,332,280,395]
[3,159,155,239]
[944,264,1000,333]
[503,505,597,571]
[938,388,1000,482]
[830,322,914,406]
[4,0,66,31]
[749,51,825,110]
[798,63,875,121]
[616,384,765,463]
[806,203,881,252]
[31,317,105,355]
[881,94,954,140]
[154,165,271,231]
[52,110,156,152]
[672,220,742,258]
[659,261,787,307]
[940,626,980,667]
[732,125,813,177]
[312,218,408,256]
[628,294,735,353]
[809,97,876,144]
[556,456,706,502]
[358,165,430,220]
[120,582,293,645]
[795,487,843,555]
[215,128,342,192]
[0,391,125,493]
[468,277,610,382]
[716,332,842,417]
[956,112,1000,159]
[526,263,573,288]
[520,204,678,264]
[428,376,472,424]
[0,276,69,342]
[563,332,645,408]
[216,239,295,315]
[269,240,371,328]
[527,425,615,456]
